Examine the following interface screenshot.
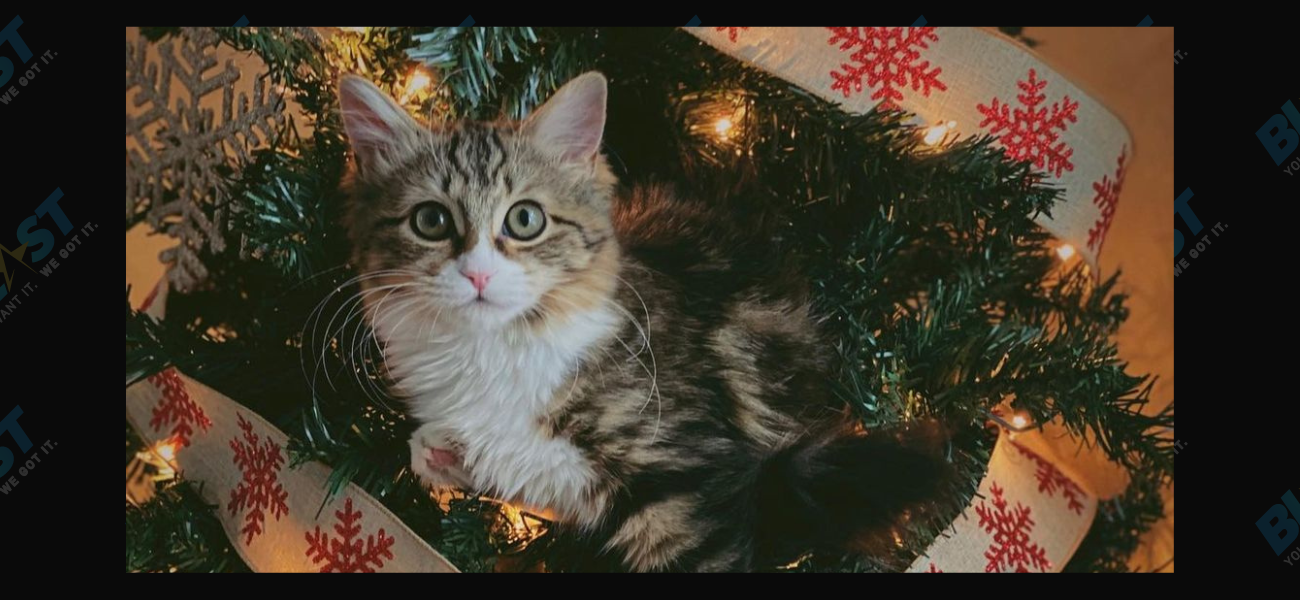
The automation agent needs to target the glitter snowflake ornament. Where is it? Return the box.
[975,482,1051,573]
[305,497,396,572]
[125,27,286,292]
[148,367,212,448]
[826,27,947,108]
[977,68,1079,178]
[1087,146,1128,257]
[228,413,290,545]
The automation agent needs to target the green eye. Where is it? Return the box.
[410,202,453,241]
[504,200,546,241]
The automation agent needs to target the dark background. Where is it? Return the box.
[0,9,104,546]
[1178,22,1297,571]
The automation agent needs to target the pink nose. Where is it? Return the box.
[460,270,493,293]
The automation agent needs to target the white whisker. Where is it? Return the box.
[300,272,425,405]
[315,283,411,394]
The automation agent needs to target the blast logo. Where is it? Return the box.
[0,406,34,494]
[1173,188,1201,258]
[1173,187,1226,277]
[1257,488,1300,565]
[0,15,42,105]
[0,16,31,86]
[0,188,72,303]
[1256,99,1300,175]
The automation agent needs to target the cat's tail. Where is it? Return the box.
[753,420,959,566]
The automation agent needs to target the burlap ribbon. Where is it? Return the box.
[685,26,1133,267]
[127,279,457,573]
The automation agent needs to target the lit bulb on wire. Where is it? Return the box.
[498,501,550,548]
[986,407,1034,438]
[688,91,749,151]
[400,69,433,104]
[1056,244,1076,260]
[923,120,957,146]
[502,503,529,537]
[137,439,179,481]
[1006,412,1034,440]
[714,117,734,139]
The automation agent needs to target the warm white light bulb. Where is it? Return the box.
[923,120,957,146]
[501,502,535,539]
[143,441,180,480]
[715,117,733,137]
[401,70,432,103]
[1010,414,1029,429]
[1056,244,1076,260]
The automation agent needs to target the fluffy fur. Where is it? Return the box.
[337,72,950,571]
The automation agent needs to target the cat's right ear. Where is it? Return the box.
[338,75,421,177]
[523,72,607,164]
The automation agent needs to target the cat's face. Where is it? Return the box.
[339,72,619,332]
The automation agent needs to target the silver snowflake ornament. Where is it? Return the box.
[126,27,286,291]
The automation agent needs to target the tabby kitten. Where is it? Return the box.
[338,72,949,571]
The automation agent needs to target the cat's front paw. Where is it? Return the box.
[409,423,473,490]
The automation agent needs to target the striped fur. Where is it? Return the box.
[339,73,949,571]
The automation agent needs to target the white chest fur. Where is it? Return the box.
[379,305,620,523]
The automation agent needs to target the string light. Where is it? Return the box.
[400,69,433,104]
[1007,412,1034,440]
[714,117,734,139]
[501,503,528,536]
[986,408,1034,437]
[499,502,548,548]
[1055,243,1076,260]
[923,120,957,146]
[153,441,178,479]
[708,106,747,145]
[684,89,751,153]
[432,489,548,548]
[127,440,177,506]
[132,439,179,482]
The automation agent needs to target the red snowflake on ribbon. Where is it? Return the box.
[1009,441,1088,515]
[1087,146,1128,256]
[975,482,1050,573]
[305,497,396,572]
[147,367,211,448]
[228,413,289,545]
[977,69,1079,177]
[826,27,947,108]
[715,27,748,42]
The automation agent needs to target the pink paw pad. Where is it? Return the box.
[423,447,460,469]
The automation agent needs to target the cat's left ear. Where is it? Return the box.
[524,72,607,163]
